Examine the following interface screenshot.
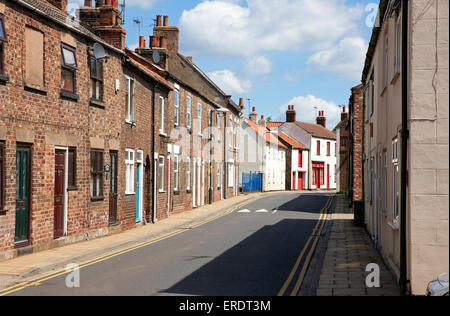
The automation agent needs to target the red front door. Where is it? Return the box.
[327,165,330,189]
[315,168,321,189]
[54,150,65,239]
[298,173,303,190]
[292,172,296,190]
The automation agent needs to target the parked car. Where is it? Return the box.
[426,274,449,296]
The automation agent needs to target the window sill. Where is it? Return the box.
[388,220,400,231]
[159,132,168,138]
[0,209,7,216]
[174,190,180,195]
[91,197,105,202]
[0,75,9,83]
[391,71,400,85]
[125,192,135,196]
[60,91,79,101]
[186,189,191,194]
[25,84,48,95]
[125,120,136,127]
[90,99,105,109]
[67,187,78,192]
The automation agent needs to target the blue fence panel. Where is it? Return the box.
[242,172,262,193]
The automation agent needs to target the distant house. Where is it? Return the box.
[240,108,287,192]
[333,106,350,194]
[270,106,337,190]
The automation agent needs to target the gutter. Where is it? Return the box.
[399,0,410,296]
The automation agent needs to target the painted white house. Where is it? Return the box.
[239,108,287,192]
[273,106,337,190]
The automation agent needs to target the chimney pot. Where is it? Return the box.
[239,98,244,108]
[156,15,162,27]
[139,36,145,48]
[261,115,264,120]
[84,0,92,7]
[163,16,169,27]
[252,107,256,112]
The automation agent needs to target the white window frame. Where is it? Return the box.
[159,155,165,192]
[186,157,191,191]
[228,163,234,188]
[125,149,135,194]
[174,89,179,127]
[394,14,402,76]
[197,103,202,136]
[217,164,221,189]
[125,76,135,123]
[173,155,179,191]
[217,113,222,142]
[159,96,165,134]
[187,96,192,129]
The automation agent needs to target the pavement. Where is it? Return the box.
[0,192,268,291]
[315,195,400,296]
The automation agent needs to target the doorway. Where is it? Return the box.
[136,150,144,223]
[54,149,66,239]
[109,151,118,225]
[15,146,31,247]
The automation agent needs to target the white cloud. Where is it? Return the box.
[179,0,364,58]
[278,95,342,129]
[244,56,272,76]
[207,70,252,95]
[126,0,158,9]
[306,36,368,81]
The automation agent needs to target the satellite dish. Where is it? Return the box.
[152,50,161,64]
[93,43,107,60]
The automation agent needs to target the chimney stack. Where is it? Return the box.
[341,106,348,121]
[317,111,326,128]
[139,36,146,48]
[250,107,258,123]
[46,0,68,12]
[78,0,126,50]
[286,105,296,122]
[153,14,180,52]
[259,115,266,128]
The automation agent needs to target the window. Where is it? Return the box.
[209,110,213,140]
[317,140,321,156]
[383,36,388,89]
[340,137,348,151]
[90,57,103,102]
[61,44,78,94]
[327,142,331,156]
[187,96,192,129]
[158,156,165,192]
[68,147,77,189]
[382,152,388,216]
[0,15,7,76]
[197,103,202,135]
[0,142,4,211]
[393,164,399,220]
[25,27,44,89]
[186,157,191,191]
[125,149,135,194]
[125,77,135,123]
[173,155,179,191]
[174,89,179,126]
[90,150,104,200]
[392,139,398,163]
[368,72,375,116]
[228,163,234,188]
[217,113,221,142]
[233,120,237,148]
[298,151,303,168]
[159,96,165,133]
[394,15,402,75]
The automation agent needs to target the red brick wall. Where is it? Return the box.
[351,85,364,203]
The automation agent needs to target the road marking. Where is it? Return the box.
[238,209,251,213]
[255,209,268,213]
[272,209,278,214]
[277,195,333,296]
[0,198,255,296]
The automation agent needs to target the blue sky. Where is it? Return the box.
[72,0,379,129]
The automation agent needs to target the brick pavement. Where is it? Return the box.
[316,195,400,296]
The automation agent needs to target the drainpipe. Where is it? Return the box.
[151,83,159,223]
[399,0,410,296]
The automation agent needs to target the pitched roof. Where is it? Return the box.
[278,132,308,150]
[15,0,124,55]
[266,122,283,130]
[244,119,287,149]
[295,122,337,140]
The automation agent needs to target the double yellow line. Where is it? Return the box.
[277,195,334,296]
[0,200,250,296]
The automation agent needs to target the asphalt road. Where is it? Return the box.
[6,193,333,296]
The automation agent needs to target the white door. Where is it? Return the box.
[193,158,197,208]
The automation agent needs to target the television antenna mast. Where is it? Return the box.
[119,0,126,25]
[133,17,143,36]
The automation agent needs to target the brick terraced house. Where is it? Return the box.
[0,1,241,261]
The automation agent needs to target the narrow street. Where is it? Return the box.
[4,193,333,296]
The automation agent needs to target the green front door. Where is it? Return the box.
[15,146,30,245]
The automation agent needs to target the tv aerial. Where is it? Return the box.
[133,17,143,36]
[119,0,126,25]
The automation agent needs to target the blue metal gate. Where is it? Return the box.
[242,172,262,193]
